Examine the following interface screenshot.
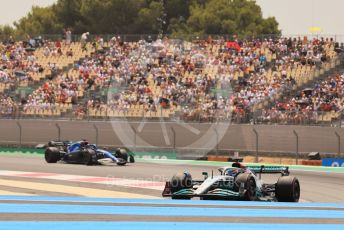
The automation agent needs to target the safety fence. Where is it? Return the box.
[2,33,344,43]
[0,108,343,128]
[0,119,342,162]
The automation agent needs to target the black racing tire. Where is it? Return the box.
[115,148,129,161]
[45,147,61,163]
[116,158,127,166]
[115,148,128,166]
[170,172,193,200]
[129,155,135,163]
[235,173,257,201]
[83,149,96,165]
[276,176,300,202]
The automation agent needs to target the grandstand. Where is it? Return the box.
[256,72,344,125]
[0,35,342,125]
[0,37,97,118]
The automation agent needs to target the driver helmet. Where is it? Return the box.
[80,139,89,147]
[225,168,239,177]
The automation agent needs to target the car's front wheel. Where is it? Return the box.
[235,173,257,201]
[129,155,135,163]
[170,172,193,200]
[115,148,128,166]
[116,158,127,166]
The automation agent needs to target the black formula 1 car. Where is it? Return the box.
[162,162,300,202]
[41,140,135,166]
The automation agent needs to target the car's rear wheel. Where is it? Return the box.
[276,176,300,202]
[45,147,61,163]
[170,173,193,200]
[235,173,257,201]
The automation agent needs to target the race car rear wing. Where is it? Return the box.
[247,165,289,176]
[35,140,72,149]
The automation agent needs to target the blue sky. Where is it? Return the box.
[0,0,343,37]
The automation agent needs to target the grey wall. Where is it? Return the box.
[1,119,343,156]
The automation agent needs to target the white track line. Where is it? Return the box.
[0,170,165,191]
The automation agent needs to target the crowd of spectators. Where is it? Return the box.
[26,35,335,122]
[0,34,339,124]
[227,37,335,120]
[81,36,235,120]
[0,38,46,87]
[0,93,17,117]
[22,35,102,113]
[23,73,79,111]
[258,73,344,124]
[76,36,335,122]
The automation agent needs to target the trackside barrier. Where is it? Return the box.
[1,120,343,157]
[301,160,322,166]
[207,155,230,162]
[322,158,344,167]
[133,152,176,160]
[207,155,244,162]
[0,147,44,155]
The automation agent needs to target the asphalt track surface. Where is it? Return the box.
[0,155,343,203]
[0,155,344,227]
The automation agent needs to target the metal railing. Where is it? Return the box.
[1,108,343,128]
[2,33,344,43]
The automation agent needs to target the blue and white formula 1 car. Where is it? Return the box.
[163,162,300,202]
[42,140,135,166]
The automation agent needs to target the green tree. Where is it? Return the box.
[172,0,280,37]
[54,0,159,34]
[1,0,280,39]
[53,0,84,32]
[135,1,164,34]
[13,6,63,38]
[0,25,15,40]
